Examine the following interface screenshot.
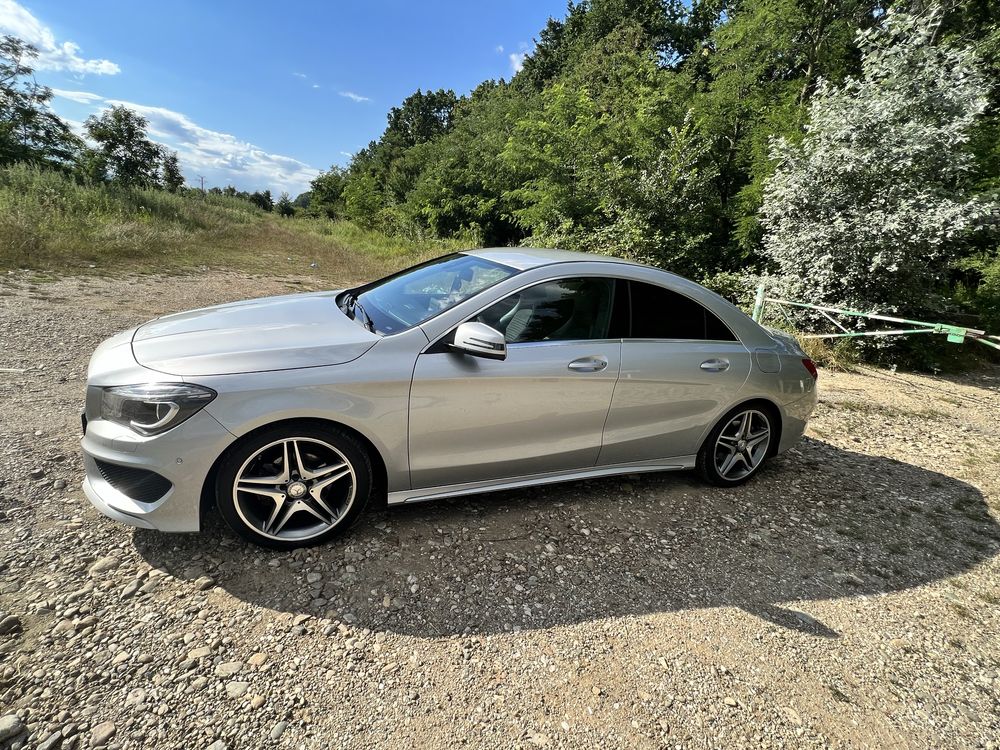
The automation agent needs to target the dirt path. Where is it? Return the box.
[1,271,998,749]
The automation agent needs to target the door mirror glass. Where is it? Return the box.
[450,322,507,361]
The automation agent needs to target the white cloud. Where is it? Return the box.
[292,71,307,79]
[509,51,526,74]
[338,90,370,103]
[63,117,86,137]
[312,83,320,89]
[106,99,319,194]
[0,0,120,75]
[51,88,104,104]
[49,90,319,193]
[495,44,504,53]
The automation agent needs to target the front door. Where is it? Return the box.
[408,277,622,489]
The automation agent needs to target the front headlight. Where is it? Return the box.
[101,383,217,436]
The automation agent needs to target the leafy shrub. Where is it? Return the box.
[761,8,997,317]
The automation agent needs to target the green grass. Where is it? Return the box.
[0,163,465,280]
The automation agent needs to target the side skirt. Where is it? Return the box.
[387,456,697,506]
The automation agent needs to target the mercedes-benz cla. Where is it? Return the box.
[81,249,817,549]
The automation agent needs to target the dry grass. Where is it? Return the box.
[0,164,464,278]
[799,334,860,371]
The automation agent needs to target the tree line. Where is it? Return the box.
[298,0,999,343]
[0,35,294,211]
[1,36,181,190]
[2,2,998,354]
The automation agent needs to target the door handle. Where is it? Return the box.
[700,358,730,372]
[568,356,608,372]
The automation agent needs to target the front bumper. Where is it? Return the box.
[81,409,235,532]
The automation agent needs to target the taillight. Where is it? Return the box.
[802,358,818,380]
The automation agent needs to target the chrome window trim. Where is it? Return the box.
[418,267,747,355]
[622,337,747,345]
[506,338,623,349]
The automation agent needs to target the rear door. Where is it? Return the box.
[598,280,751,464]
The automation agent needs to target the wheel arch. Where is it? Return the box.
[199,417,389,524]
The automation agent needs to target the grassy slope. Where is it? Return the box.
[0,164,464,279]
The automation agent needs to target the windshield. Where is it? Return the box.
[347,253,518,335]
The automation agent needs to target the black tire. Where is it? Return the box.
[215,422,372,549]
[696,405,775,487]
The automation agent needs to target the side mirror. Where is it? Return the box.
[449,322,507,361]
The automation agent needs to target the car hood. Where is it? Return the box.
[132,290,378,376]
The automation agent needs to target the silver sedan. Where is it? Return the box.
[81,249,818,549]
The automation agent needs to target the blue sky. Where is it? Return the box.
[0,0,566,195]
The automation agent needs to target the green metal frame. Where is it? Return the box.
[751,283,1000,353]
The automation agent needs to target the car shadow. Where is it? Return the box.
[133,437,1000,638]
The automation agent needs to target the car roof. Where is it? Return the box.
[463,247,642,271]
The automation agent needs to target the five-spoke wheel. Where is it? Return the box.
[697,406,773,486]
[216,423,371,548]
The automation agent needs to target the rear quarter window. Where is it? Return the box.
[629,281,737,342]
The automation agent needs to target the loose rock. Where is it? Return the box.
[214,661,243,677]
[90,721,116,747]
[0,614,22,635]
[0,714,25,742]
[87,556,119,576]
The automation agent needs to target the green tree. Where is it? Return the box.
[385,89,458,148]
[760,7,996,313]
[276,191,295,217]
[517,0,687,89]
[402,80,536,244]
[84,105,164,188]
[249,189,274,212]
[342,171,382,228]
[930,1,1000,330]
[161,150,184,192]
[592,114,721,276]
[340,89,459,231]
[72,146,108,184]
[308,166,348,218]
[688,0,879,259]
[500,32,720,269]
[501,83,607,238]
[0,35,79,166]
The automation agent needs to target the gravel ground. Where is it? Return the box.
[1,270,999,750]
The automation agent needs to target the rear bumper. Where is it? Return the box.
[80,410,234,533]
[777,388,817,454]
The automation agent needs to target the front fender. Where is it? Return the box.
[196,333,423,493]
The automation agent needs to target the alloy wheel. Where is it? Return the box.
[232,437,356,542]
[713,409,771,481]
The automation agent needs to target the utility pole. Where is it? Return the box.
[197,175,205,194]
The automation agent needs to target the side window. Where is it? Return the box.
[629,281,737,341]
[477,277,617,343]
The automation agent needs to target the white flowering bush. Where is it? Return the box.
[760,7,997,317]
